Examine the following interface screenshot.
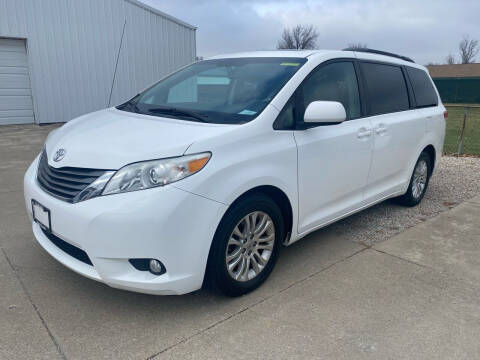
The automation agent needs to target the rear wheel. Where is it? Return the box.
[395,152,431,207]
[206,194,283,296]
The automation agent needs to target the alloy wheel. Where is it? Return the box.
[412,159,428,199]
[225,211,275,282]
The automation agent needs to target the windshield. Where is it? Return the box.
[117,57,307,124]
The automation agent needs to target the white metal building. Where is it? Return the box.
[0,0,196,125]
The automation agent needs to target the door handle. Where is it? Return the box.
[357,127,372,138]
[374,124,387,135]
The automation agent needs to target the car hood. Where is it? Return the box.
[45,108,236,169]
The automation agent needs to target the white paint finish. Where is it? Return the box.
[0,38,34,124]
[24,156,227,295]
[303,101,346,123]
[294,117,374,233]
[45,108,238,170]
[422,105,446,171]
[0,0,196,124]
[180,104,299,216]
[23,50,446,295]
[364,110,426,202]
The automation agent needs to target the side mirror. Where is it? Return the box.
[303,101,346,125]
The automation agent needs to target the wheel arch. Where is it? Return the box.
[400,141,439,197]
[422,144,436,175]
[226,185,294,245]
[202,184,295,290]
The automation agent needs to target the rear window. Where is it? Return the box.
[406,67,438,108]
[361,62,410,116]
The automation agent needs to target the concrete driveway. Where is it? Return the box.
[1,125,479,359]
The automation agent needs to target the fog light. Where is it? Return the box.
[149,259,164,275]
[129,258,166,275]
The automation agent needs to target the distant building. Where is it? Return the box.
[427,63,480,104]
[0,0,196,125]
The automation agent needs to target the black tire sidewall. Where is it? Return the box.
[404,152,432,206]
[207,194,284,296]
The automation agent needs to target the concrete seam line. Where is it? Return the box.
[372,248,430,269]
[0,247,68,360]
[146,246,368,359]
[0,189,23,194]
[0,189,23,193]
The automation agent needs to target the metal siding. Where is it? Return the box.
[0,0,196,124]
[0,38,34,124]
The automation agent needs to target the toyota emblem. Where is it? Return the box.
[53,148,66,162]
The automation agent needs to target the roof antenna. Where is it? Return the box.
[108,19,127,107]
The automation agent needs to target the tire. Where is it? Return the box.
[206,193,284,297]
[395,152,432,207]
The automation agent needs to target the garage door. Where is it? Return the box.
[0,38,34,125]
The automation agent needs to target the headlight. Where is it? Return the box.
[73,171,116,203]
[102,152,211,196]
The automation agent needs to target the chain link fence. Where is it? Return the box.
[444,104,480,156]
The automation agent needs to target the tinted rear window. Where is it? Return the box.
[406,67,438,108]
[361,62,410,116]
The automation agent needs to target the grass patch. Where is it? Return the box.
[444,106,480,155]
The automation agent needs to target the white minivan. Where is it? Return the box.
[24,49,446,296]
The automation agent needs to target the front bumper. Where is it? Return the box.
[24,156,227,295]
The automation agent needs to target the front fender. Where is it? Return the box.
[175,126,299,236]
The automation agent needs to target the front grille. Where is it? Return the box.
[41,227,93,266]
[37,150,107,203]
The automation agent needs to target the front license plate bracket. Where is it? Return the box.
[31,199,52,232]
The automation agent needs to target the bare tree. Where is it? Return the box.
[347,42,368,50]
[277,25,319,50]
[445,54,456,64]
[459,35,479,64]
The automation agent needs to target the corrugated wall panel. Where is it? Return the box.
[0,0,196,124]
[0,38,34,124]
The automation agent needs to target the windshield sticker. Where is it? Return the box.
[238,109,257,115]
[280,62,300,66]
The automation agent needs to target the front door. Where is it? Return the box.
[294,61,373,234]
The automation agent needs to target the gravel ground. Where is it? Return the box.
[327,155,480,246]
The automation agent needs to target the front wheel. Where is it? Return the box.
[206,194,283,296]
[395,152,432,207]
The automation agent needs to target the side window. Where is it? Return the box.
[361,62,409,115]
[273,98,295,130]
[301,62,361,120]
[406,67,438,108]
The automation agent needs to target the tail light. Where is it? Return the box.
[443,110,448,119]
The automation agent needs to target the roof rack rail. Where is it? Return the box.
[343,47,415,63]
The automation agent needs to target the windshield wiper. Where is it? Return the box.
[147,106,209,123]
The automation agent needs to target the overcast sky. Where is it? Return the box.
[140,0,480,65]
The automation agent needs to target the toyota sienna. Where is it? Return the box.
[24,49,446,296]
